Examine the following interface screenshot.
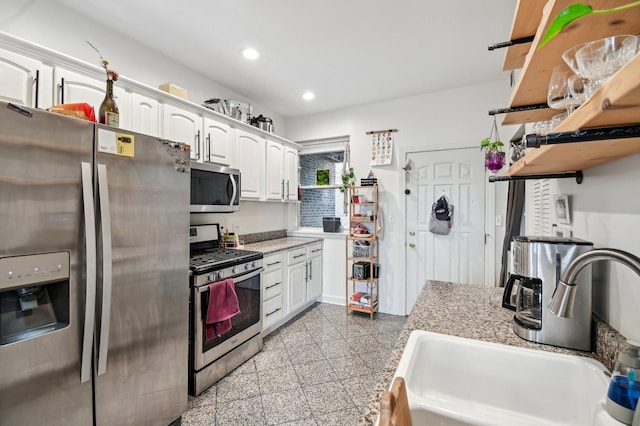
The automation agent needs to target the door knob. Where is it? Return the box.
[409,232,415,236]
[409,243,416,248]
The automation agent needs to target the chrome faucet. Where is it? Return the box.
[548,248,640,318]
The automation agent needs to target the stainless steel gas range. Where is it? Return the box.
[188,224,263,396]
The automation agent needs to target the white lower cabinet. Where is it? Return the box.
[262,241,323,335]
[287,246,308,314]
[262,252,285,332]
[307,243,323,302]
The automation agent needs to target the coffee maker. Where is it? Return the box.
[502,236,594,351]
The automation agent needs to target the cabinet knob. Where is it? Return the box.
[409,243,416,248]
[409,232,415,236]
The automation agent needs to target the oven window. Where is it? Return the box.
[200,273,260,351]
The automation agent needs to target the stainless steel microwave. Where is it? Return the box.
[190,163,240,213]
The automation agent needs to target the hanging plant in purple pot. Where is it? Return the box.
[481,117,505,173]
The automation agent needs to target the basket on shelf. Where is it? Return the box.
[352,242,371,258]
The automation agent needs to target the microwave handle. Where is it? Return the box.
[229,174,238,206]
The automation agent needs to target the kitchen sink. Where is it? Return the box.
[391,331,620,426]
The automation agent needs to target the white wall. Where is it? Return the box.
[190,201,289,235]
[0,1,286,134]
[284,80,516,316]
[524,154,640,342]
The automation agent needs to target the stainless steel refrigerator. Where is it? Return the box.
[0,101,191,425]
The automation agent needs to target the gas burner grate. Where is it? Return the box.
[189,248,262,272]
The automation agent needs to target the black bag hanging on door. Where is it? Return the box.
[428,195,453,235]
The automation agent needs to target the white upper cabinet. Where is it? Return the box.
[265,139,285,201]
[130,93,159,137]
[0,35,303,199]
[204,117,234,166]
[265,140,299,202]
[235,128,265,200]
[162,104,202,161]
[54,67,130,129]
[0,48,49,108]
[284,146,299,201]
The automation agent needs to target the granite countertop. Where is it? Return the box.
[359,280,625,425]
[243,236,323,255]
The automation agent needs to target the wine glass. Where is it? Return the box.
[567,75,586,105]
[547,65,581,114]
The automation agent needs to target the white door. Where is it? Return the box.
[265,139,284,200]
[307,255,322,302]
[162,104,202,161]
[54,67,129,128]
[287,261,306,313]
[204,117,234,166]
[405,148,485,313]
[284,146,299,201]
[131,93,159,137]
[0,48,40,107]
[235,129,265,200]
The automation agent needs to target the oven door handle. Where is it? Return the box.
[196,267,264,293]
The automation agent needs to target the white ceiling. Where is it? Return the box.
[57,0,517,118]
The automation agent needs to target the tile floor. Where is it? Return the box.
[183,303,407,425]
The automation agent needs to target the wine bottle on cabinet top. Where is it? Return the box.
[99,79,119,127]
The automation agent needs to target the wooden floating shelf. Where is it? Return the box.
[502,0,546,71]
[502,0,640,126]
[502,55,640,176]
[504,137,640,176]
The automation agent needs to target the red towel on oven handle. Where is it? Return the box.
[205,278,240,341]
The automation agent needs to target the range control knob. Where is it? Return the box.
[207,273,216,282]
[232,266,239,274]
[244,263,251,270]
[251,261,257,268]
[218,271,225,280]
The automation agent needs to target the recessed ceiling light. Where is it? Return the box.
[302,91,315,101]
[242,48,259,60]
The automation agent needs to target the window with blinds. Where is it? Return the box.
[531,179,553,235]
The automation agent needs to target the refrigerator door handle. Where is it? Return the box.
[97,164,113,376]
[230,174,238,207]
[80,162,97,384]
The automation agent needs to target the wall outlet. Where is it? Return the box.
[495,215,502,226]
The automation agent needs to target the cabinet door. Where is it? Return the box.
[307,244,323,302]
[265,139,285,201]
[287,261,307,314]
[131,93,159,137]
[204,117,234,166]
[235,129,265,200]
[284,146,299,201]
[163,104,202,161]
[0,48,41,107]
[54,67,129,128]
